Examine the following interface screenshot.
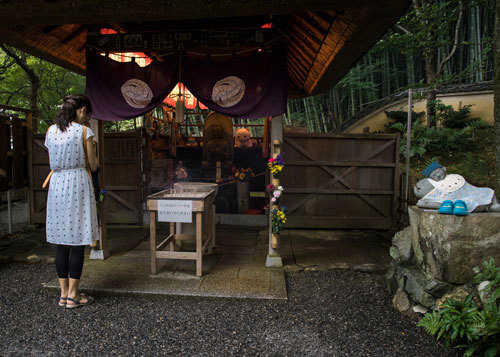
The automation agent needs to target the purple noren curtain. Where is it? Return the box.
[85,47,287,121]
[182,48,287,119]
[86,51,179,121]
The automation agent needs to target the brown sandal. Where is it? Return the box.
[65,294,94,309]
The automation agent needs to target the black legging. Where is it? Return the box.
[55,245,85,279]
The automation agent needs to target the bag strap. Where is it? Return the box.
[42,170,53,189]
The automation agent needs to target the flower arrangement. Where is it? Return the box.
[268,153,284,178]
[98,189,107,203]
[232,167,255,181]
[271,207,287,234]
[267,184,283,204]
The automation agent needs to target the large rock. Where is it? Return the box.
[390,227,413,263]
[393,288,411,313]
[402,266,436,308]
[409,206,500,284]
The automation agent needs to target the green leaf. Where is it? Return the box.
[489,287,500,303]
[484,345,498,357]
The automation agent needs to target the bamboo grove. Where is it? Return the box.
[287,0,496,133]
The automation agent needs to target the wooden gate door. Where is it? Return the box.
[103,131,143,224]
[30,130,143,224]
[31,133,51,223]
[281,132,400,229]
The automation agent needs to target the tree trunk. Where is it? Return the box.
[0,45,40,131]
[494,0,500,193]
[425,54,438,128]
[29,76,40,132]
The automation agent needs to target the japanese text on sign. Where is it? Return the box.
[157,200,192,223]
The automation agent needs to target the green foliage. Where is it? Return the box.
[430,100,483,129]
[417,258,500,356]
[417,296,479,348]
[389,101,486,160]
[385,109,425,127]
[389,1,464,55]
[459,152,492,183]
[0,47,85,133]
[391,120,470,159]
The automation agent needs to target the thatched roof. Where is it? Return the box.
[0,0,410,97]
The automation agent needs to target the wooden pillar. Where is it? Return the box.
[196,211,203,276]
[266,115,284,268]
[90,119,110,259]
[150,210,157,275]
[26,111,34,225]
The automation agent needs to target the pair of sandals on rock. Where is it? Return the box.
[58,294,94,309]
[438,200,468,216]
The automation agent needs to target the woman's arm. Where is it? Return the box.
[86,137,98,172]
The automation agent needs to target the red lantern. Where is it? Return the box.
[164,83,207,110]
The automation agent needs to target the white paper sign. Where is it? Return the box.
[157,200,192,223]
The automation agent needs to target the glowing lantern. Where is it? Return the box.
[100,28,208,111]
[164,83,208,110]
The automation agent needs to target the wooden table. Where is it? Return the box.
[147,188,216,277]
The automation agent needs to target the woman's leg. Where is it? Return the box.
[55,245,70,303]
[67,246,91,305]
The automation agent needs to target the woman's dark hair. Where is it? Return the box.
[54,94,92,132]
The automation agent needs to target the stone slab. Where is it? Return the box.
[43,227,287,301]
[286,230,391,271]
[409,206,500,283]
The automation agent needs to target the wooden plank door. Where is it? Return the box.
[281,132,400,229]
[103,131,143,224]
[30,134,51,224]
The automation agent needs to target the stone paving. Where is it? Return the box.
[43,226,287,300]
[1,209,392,301]
[0,202,392,300]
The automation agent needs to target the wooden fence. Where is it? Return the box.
[281,132,400,229]
[0,105,32,193]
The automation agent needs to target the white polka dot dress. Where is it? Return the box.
[45,122,99,246]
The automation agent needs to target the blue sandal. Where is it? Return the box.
[453,200,468,216]
[438,200,454,215]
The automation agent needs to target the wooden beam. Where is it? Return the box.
[291,14,327,44]
[286,160,396,167]
[285,188,394,195]
[0,25,85,75]
[0,0,370,25]
[62,25,85,44]
[306,11,334,32]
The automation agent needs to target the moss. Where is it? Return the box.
[404,128,496,204]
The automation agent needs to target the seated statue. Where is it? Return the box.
[202,125,232,168]
[414,161,500,213]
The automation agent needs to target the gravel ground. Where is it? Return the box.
[0,264,459,356]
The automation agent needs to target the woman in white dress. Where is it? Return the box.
[45,94,99,308]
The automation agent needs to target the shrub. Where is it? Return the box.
[385,109,425,132]
[417,258,500,357]
[431,100,482,129]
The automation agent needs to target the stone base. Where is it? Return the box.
[409,206,500,283]
[90,248,110,260]
[387,206,500,310]
[266,255,283,267]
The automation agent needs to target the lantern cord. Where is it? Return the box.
[85,33,286,60]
